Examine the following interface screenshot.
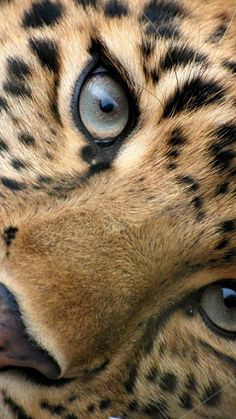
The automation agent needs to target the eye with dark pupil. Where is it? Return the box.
[221,287,236,309]
[99,98,115,113]
[200,281,236,335]
[78,69,129,141]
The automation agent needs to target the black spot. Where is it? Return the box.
[64,415,77,419]
[142,0,185,26]
[185,373,197,391]
[179,392,193,410]
[3,80,31,97]
[140,39,155,59]
[223,248,236,262]
[168,127,186,147]
[211,149,235,171]
[202,383,221,406]
[215,123,236,148]
[167,162,178,170]
[22,0,63,28]
[145,21,180,39]
[29,38,60,73]
[6,58,31,92]
[223,60,236,75]
[88,37,106,58]
[215,238,229,250]
[160,45,206,72]
[209,133,236,171]
[166,127,185,161]
[0,137,9,153]
[104,0,128,18]
[177,175,199,192]
[221,219,235,233]
[164,77,225,118]
[143,398,169,417]
[74,0,97,8]
[1,177,26,191]
[18,132,36,147]
[50,100,61,123]
[0,96,8,112]
[159,372,177,392]
[7,57,31,80]
[211,124,236,172]
[67,395,77,403]
[124,365,138,394]
[81,145,96,163]
[88,161,111,176]
[167,148,179,158]
[128,400,139,412]
[45,151,54,160]
[2,391,32,419]
[11,159,27,171]
[3,226,18,247]
[99,399,111,410]
[208,24,227,43]
[87,404,96,412]
[149,68,160,84]
[41,401,66,415]
[191,196,204,221]
[146,367,158,382]
[37,175,53,184]
[216,181,229,195]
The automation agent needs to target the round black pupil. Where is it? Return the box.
[221,287,236,309]
[99,97,115,113]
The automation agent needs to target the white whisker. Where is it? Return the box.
[180,377,236,418]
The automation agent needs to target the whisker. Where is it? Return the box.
[141,12,181,95]
[134,81,164,110]
[218,5,236,47]
[180,377,236,418]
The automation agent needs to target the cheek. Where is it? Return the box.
[136,309,236,416]
[0,212,148,376]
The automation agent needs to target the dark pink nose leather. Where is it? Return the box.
[0,284,60,380]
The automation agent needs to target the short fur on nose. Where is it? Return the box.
[0,284,60,379]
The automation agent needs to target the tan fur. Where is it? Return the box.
[0,0,235,417]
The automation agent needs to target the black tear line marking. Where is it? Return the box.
[199,339,236,369]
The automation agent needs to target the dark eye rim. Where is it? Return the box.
[198,279,236,340]
[71,56,139,148]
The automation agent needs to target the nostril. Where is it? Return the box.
[0,283,60,380]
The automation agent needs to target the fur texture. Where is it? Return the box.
[0,0,235,417]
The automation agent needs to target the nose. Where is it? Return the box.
[0,283,60,380]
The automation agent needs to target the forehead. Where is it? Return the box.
[0,0,234,207]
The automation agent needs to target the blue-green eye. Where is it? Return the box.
[200,281,236,333]
[78,69,129,143]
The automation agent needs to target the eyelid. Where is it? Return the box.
[91,66,108,76]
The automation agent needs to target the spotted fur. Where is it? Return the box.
[0,0,235,418]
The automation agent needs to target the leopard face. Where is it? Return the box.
[0,0,235,418]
